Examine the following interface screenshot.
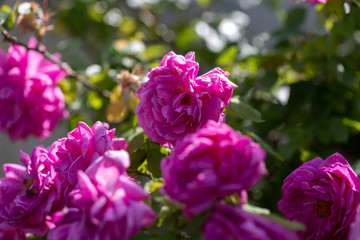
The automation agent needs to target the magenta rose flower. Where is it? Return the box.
[135,51,237,146]
[0,228,27,240]
[0,37,67,140]
[278,153,360,240]
[55,121,127,193]
[0,142,62,236]
[203,203,300,240]
[349,206,360,240]
[161,121,267,218]
[48,150,156,240]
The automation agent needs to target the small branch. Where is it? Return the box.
[1,28,110,98]
[126,169,152,179]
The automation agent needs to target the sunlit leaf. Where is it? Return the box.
[230,96,262,122]
[0,5,14,30]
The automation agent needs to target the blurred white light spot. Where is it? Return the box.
[231,11,250,28]
[202,11,215,23]
[86,64,102,76]
[122,57,134,68]
[276,86,290,105]
[344,3,350,14]
[127,0,160,8]
[195,21,211,38]
[104,8,122,27]
[354,31,360,44]
[218,18,241,42]
[206,32,225,52]
[239,42,258,57]
[128,40,146,53]
[238,0,262,10]
[337,64,345,73]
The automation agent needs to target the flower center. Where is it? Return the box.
[316,200,332,219]
[181,94,193,105]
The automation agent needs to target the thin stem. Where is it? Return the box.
[1,28,110,98]
[126,169,152,179]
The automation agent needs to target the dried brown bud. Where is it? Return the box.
[16,14,40,34]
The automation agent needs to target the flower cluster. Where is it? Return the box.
[279,153,360,240]
[0,38,67,140]
[160,121,300,239]
[136,51,237,146]
[0,143,60,236]
[0,122,155,239]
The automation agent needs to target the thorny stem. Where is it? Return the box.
[0,27,111,98]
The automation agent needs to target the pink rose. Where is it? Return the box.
[278,153,360,240]
[161,121,267,217]
[136,51,237,146]
[0,142,62,236]
[204,203,300,240]
[55,121,127,193]
[48,150,156,240]
[0,37,67,140]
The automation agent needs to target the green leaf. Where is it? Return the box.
[147,150,165,178]
[126,129,145,154]
[0,5,14,30]
[330,118,349,144]
[343,118,360,132]
[265,214,305,231]
[242,203,270,216]
[230,96,262,122]
[216,45,238,66]
[243,131,284,161]
[285,7,306,30]
[144,179,164,193]
[130,149,147,169]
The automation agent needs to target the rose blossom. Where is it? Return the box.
[0,37,67,140]
[0,228,27,240]
[278,153,360,240]
[349,206,360,240]
[55,121,127,193]
[0,142,61,236]
[161,121,267,218]
[48,150,156,240]
[135,51,237,146]
[203,203,300,240]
